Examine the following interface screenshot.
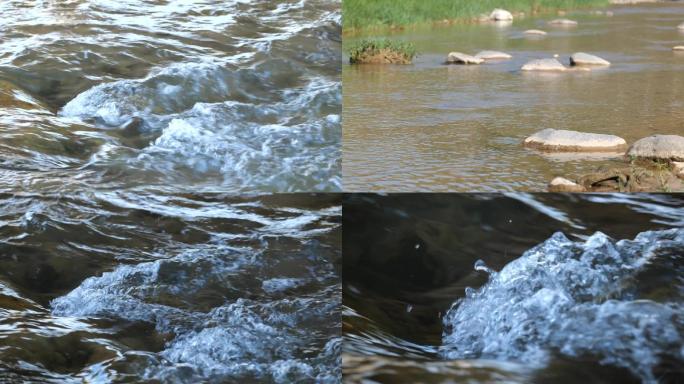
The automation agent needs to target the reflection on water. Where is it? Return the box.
[0,0,341,192]
[0,193,341,382]
[343,193,684,383]
[343,3,684,191]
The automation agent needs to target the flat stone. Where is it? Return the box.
[524,29,547,35]
[521,58,567,71]
[673,46,684,51]
[524,128,627,152]
[446,52,484,65]
[474,50,512,60]
[570,52,611,66]
[627,135,684,161]
[490,9,513,21]
[548,177,586,192]
[548,19,578,26]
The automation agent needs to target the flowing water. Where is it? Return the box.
[0,192,341,382]
[343,193,684,383]
[343,3,684,192]
[0,0,341,193]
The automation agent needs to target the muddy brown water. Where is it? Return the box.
[343,3,684,192]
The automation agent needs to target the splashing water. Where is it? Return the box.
[441,229,684,383]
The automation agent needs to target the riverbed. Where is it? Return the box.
[343,2,684,191]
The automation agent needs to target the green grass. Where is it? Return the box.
[343,0,610,32]
[348,39,417,63]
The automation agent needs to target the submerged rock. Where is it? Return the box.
[548,177,586,192]
[474,50,512,60]
[0,79,49,111]
[446,52,484,65]
[524,129,627,152]
[570,52,610,66]
[548,19,578,26]
[490,9,513,21]
[521,58,567,71]
[626,135,684,162]
[524,29,547,35]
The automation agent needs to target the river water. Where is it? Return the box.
[343,2,684,192]
[0,0,341,193]
[0,192,341,382]
[343,193,684,383]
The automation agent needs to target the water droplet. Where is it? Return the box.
[406,305,413,313]
[465,287,475,297]
[414,243,420,249]
[474,259,493,275]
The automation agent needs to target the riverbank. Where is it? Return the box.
[343,0,610,34]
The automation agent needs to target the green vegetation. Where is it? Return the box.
[343,0,610,32]
[348,39,417,64]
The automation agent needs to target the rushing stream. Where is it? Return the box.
[0,192,341,382]
[343,2,684,192]
[343,193,684,383]
[0,0,341,193]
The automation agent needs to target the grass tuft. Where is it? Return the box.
[348,39,417,64]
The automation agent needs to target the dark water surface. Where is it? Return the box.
[0,0,341,193]
[0,193,341,382]
[343,3,684,192]
[343,193,684,383]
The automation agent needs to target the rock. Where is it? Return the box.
[490,9,513,21]
[678,22,684,30]
[673,46,684,51]
[570,52,611,66]
[524,128,627,152]
[474,50,512,60]
[521,58,567,71]
[626,135,684,161]
[524,29,547,35]
[673,162,684,179]
[0,79,48,110]
[548,19,578,26]
[446,52,484,65]
[548,177,587,192]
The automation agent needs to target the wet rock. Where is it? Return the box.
[548,19,578,26]
[490,9,513,21]
[474,50,512,60]
[570,52,611,66]
[548,177,586,192]
[673,46,684,51]
[524,129,627,152]
[524,29,547,35]
[446,52,484,65]
[521,58,567,71]
[678,22,684,30]
[627,135,684,162]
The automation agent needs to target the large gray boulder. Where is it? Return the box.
[524,129,627,152]
[521,58,567,71]
[446,52,484,65]
[627,135,684,161]
[490,9,513,21]
[570,52,610,66]
[474,50,512,60]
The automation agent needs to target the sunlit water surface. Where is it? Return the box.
[343,3,684,192]
[0,0,341,193]
[343,193,684,383]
